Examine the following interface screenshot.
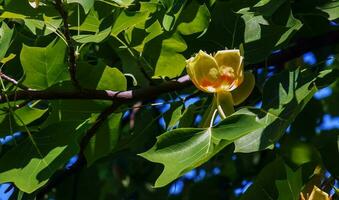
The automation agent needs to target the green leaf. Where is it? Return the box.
[76,61,127,90]
[153,50,186,78]
[241,158,303,200]
[151,33,187,78]
[84,112,122,166]
[213,113,264,140]
[115,49,150,87]
[42,100,110,127]
[20,39,70,90]
[318,1,339,20]
[161,0,186,31]
[252,0,287,16]
[177,1,210,35]
[238,8,268,43]
[163,103,184,130]
[140,112,265,187]
[162,14,175,32]
[23,16,62,36]
[0,103,47,137]
[70,9,100,32]
[178,104,197,128]
[111,11,150,36]
[314,131,339,177]
[0,22,14,61]
[200,0,245,50]
[0,0,39,19]
[73,26,112,43]
[281,139,321,166]
[276,18,302,47]
[13,104,48,126]
[0,122,79,193]
[105,0,134,8]
[132,21,164,52]
[276,166,303,200]
[67,0,94,13]
[199,0,302,63]
[139,128,213,187]
[234,69,327,153]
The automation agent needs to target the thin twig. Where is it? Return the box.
[54,0,80,88]
[0,72,31,90]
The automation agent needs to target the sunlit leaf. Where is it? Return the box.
[0,122,80,193]
[20,39,70,90]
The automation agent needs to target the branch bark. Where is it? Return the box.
[0,75,192,103]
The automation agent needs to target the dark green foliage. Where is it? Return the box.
[0,0,338,199]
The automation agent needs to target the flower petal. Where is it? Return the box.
[214,49,243,74]
[308,186,330,200]
[186,50,220,93]
[231,71,255,106]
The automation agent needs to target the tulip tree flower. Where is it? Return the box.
[186,49,255,122]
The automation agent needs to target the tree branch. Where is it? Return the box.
[54,0,80,88]
[1,29,338,104]
[0,75,192,103]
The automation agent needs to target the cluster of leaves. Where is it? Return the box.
[0,0,338,199]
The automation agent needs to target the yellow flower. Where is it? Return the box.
[186,49,255,119]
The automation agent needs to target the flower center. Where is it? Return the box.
[219,66,235,84]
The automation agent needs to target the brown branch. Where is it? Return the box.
[0,75,192,103]
[54,0,80,88]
